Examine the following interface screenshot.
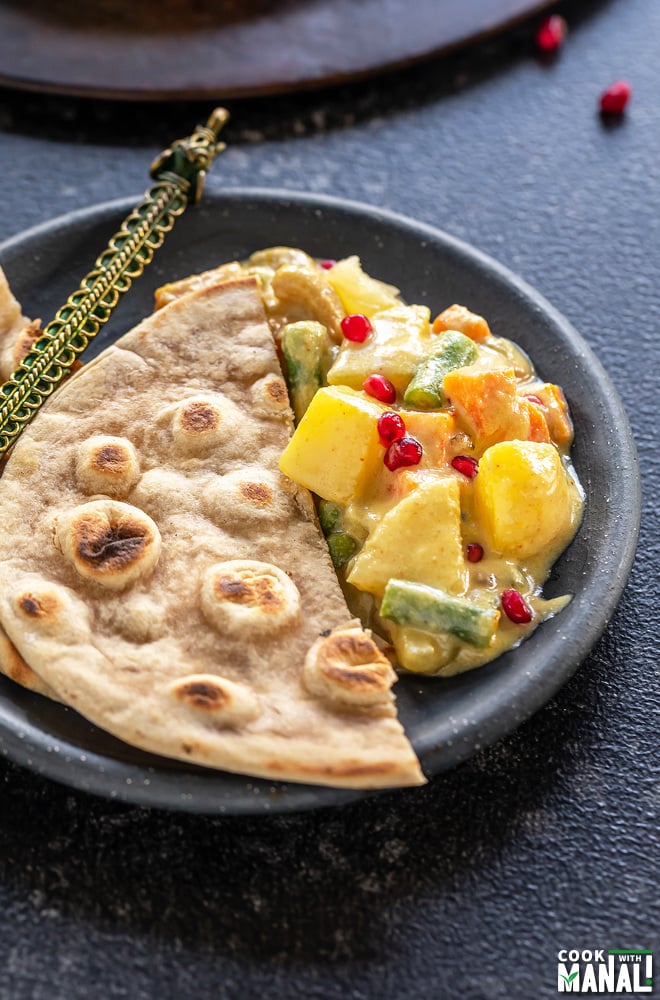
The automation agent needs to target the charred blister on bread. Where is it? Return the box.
[154,391,251,460]
[249,374,292,418]
[53,499,161,590]
[201,468,296,527]
[303,627,397,712]
[2,574,92,647]
[200,559,301,635]
[169,673,261,727]
[171,396,227,453]
[76,435,140,498]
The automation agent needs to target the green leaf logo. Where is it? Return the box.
[560,972,579,985]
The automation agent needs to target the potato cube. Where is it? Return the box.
[279,386,385,505]
[347,477,466,596]
[327,304,433,394]
[474,440,579,560]
[325,255,400,316]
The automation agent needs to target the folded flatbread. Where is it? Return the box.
[0,266,42,381]
[0,277,423,788]
[0,267,57,697]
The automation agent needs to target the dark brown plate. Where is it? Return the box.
[0,0,555,101]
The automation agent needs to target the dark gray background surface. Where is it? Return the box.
[0,0,657,997]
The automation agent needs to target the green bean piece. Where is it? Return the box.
[281,320,334,421]
[318,500,342,536]
[380,578,499,648]
[327,532,361,569]
[403,330,478,409]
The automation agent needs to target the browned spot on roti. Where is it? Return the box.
[324,663,388,690]
[55,500,161,590]
[170,673,261,726]
[320,633,394,696]
[18,590,61,619]
[213,572,285,614]
[239,482,273,506]
[74,513,149,571]
[303,628,396,709]
[174,679,229,711]
[266,377,288,405]
[92,444,133,474]
[180,400,221,434]
[13,319,42,365]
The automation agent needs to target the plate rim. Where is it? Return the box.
[0,187,641,813]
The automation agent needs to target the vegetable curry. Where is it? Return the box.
[158,249,584,676]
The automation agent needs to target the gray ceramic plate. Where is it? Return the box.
[0,190,640,814]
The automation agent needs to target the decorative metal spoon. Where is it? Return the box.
[0,107,229,461]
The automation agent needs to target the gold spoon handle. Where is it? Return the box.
[0,107,229,460]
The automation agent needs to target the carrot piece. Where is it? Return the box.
[530,383,574,446]
[443,367,529,447]
[519,397,551,443]
[432,304,491,343]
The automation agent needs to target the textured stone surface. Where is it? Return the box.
[0,0,657,997]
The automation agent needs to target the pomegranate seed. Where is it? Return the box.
[384,435,423,471]
[377,411,406,447]
[451,455,479,479]
[501,589,533,625]
[466,543,484,563]
[320,259,336,270]
[599,80,632,115]
[524,393,545,407]
[535,14,567,53]
[341,313,373,342]
[364,374,397,404]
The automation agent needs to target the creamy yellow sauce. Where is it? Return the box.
[340,453,583,675]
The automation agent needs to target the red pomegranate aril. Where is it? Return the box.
[466,543,484,563]
[320,259,337,270]
[341,313,373,342]
[451,455,479,479]
[501,589,533,625]
[599,80,632,115]
[377,411,406,447]
[535,14,567,53]
[364,374,397,404]
[384,435,423,471]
